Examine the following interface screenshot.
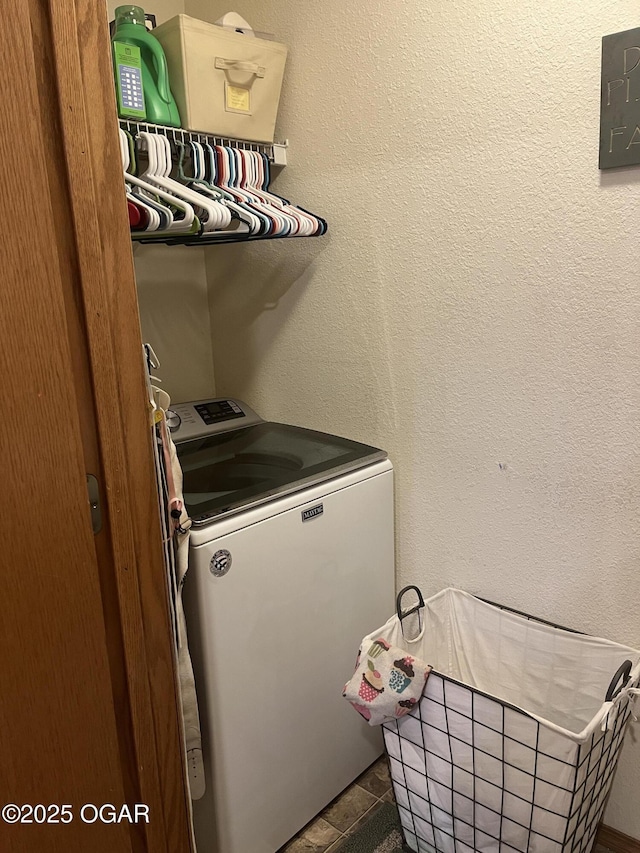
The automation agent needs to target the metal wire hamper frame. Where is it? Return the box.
[383,591,636,853]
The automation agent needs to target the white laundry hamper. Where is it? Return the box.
[377,587,640,853]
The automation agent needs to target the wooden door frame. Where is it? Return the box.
[35,1,194,849]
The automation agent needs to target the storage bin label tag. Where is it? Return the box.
[226,84,251,114]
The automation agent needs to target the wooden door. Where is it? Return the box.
[0,2,193,851]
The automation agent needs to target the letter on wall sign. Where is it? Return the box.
[600,27,640,168]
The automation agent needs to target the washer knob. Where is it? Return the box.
[166,410,182,432]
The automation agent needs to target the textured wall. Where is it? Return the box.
[192,0,640,834]
[134,245,215,403]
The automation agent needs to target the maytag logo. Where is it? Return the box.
[301,504,323,522]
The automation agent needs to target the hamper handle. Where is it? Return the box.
[605,660,633,702]
[396,585,425,622]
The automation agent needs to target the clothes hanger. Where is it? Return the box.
[119,129,327,244]
[120,130,171,231]
[227,147,292,235]
[244,150,322,236]
[128,189,162,230]
[185,141,254,241]
[245,150,313,235]
[208,144,272,234]
[192,142,257,236]
[159,134,230,232]
[132,186,173,230]
[174,141,255,237]
[120,129,163,231]
[120,129,195,233]
[123,128,137,174]
[127,136,204,242]
[203,142,270,236]
[132,211,202,242]
[129,138,203,239]
[252,150,327,236]
[122,130,173,232]
[141,344,183,540]
[138,132,231,233]
[259,151,319,235]
[219,145,290,235]
[126,139,173,232]
[128,200,141,228]
[237,148,312,236]
[138,131,210,232]
[232,148,295,234]
[128,200,153,231]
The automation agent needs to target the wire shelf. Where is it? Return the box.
[119,119,288,165]
[120,120,325,245]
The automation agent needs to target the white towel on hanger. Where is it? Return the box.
[168,427,206,800]
[149,377,205,801]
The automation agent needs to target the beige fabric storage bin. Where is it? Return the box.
[154,15,288,142]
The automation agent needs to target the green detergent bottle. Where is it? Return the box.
[112,5,181,127]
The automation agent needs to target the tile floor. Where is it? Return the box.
[279,756,393,853]
[278,754,615,853]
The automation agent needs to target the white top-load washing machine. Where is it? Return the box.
[171,399,394,853]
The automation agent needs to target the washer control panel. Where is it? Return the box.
[194,399,243,426]
[169,398,263,443]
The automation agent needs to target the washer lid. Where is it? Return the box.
[176,422,387,525]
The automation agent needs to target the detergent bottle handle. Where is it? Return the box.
[146,35,172,104]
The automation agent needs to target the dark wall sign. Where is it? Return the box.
[600,27,640,168]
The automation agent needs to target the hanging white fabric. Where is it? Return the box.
[370,588,640,743]
[145,347,205,801]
